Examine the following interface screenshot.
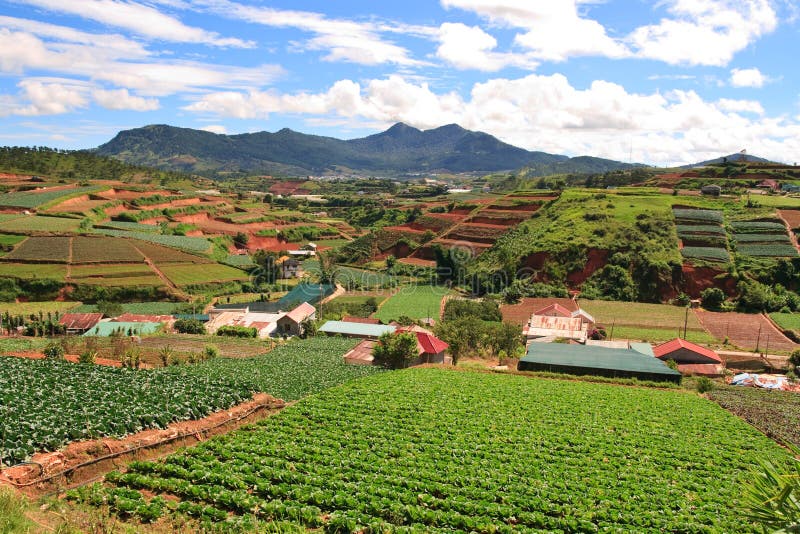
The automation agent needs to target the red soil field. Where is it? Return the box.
[778,209,800,230]
[500,297,579,325]
[695,310,797,352]
[46,195,111,213]
[398,257,435,267]
[383,225,427,234]
[468,215,524,227]
[487,203,544,212]
[96,188,173,200]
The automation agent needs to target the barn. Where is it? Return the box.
[653,338,724,377]
[518,343,682,383]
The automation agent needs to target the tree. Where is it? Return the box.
[43,341,65,360]
[317,250,337,285]
[372,332,419,369]
[300,318,317,338]
[96,300,124,318]
[233,232,249,247]
[486,322,523,356]
[790,349,800,371]
[701,287,725,310]
[174,318,206,334]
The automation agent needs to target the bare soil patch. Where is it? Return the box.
[695,310,797,353]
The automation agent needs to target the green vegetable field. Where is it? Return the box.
[98,368,791,531]
[373,285,449,322]
[0,358,252,466]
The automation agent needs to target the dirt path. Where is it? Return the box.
[131,244,190,300]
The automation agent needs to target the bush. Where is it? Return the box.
[78,350,97,365]
[174,318,206,335]
[204,344,220,359]
[43,342,65,360]
[696,377,714,394]
[790,349,800,371]
[216,325,257,338]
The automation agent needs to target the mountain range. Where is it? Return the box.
[95,123,641,178]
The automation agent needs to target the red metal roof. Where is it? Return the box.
[398,328,448,355]
[58,313,103,331]
[533,303,573,317]
[653,338,722,363]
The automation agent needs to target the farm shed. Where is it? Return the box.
[319,321,396,339]
[343,340,377,365]
[518,343,682,383]
[58,313,103,334]
[276,302,316,336]
[83,321,161,337]
[533,303,573,317]
[397,328,450,365]
[653,338,723,377]
[114,313,175,328]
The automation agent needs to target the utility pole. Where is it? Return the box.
[683,306,689,340]
[755,324,762,354]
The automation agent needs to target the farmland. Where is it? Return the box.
[0,301,80,316]
[696,310,797,352]
[0,186,98,209]
[0,262,66,281]
[373,285,449,322]
[0,215,82,233]
[69,264,163,287]
[95,230,213,254]
[709,384,800,448]
[95,368,791,532]
[4,236,70,262]
[159,263,249,287]
[71,237,144,263]
[0,357,252,466]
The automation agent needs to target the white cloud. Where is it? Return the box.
[200,124,227,134]
[629,0,778,66]
[183,73,800,166]
[730,67,768,88]
[441,1,629,61]
[15,80,89,116]
[0,27,283,96]
[93,88,159,111]
[193,0,426,66]
[15,0,253,48]
[436,23,537,71]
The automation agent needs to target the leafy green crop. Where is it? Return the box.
[673,208,723,224]
[101,368,792,532]
[681,246,730,262]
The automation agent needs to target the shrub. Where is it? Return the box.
[701,287,725,310]
[216,325,257,338]
[696,377,714,394]
[790,349,800,371]
[78,350,97,365]
[43,342,65,360]
[174,318,206,334]
[204,344,220,359]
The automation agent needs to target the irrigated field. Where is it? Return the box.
[373,285,448,322]
[4,236,70,262]
[95,368,792,532]
[96,229,212,254]
[71,237,144,263]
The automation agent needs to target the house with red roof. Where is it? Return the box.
[59,313,103,334]
[533,303,573,318]
[653,338,723,377]
[397,328,450,365]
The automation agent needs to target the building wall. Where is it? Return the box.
[658,348,717,364]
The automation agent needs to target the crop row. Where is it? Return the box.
[72,237,144,263]
[730,221,787,234]
[4,236,70,262]
[736,244,798,257]
[676,224,726,236]
[0,186,98,209]
[732,233,792,243]
[672,208,724,224]
[97,369,792,532]
[680,246,730,263]
[95,229,212,254]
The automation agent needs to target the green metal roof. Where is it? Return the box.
[319,321,396,338]
[521,342,680,378]
[629,342,655,357]
[83,321,161,337]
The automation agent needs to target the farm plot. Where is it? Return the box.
[0,357,253,465]
[580,300,717,344]
[96,229,212,254]
[680,246,730,263]
[1,215,81,233]
[0,262,66,281]
[0,185,97,209]
[71,236,144,263]
[69,264,163,287]
[71,302,186,315]
[730,219,797,257]
[373,285,449,322]
[167,338,380,402]
[95,368,792,532]
[778,209,800,230]
[132,241,209,264]
[695,310,797,352]
[0,301,79,317]
[769,312,800,333]
[93,221,161,232]
[443,223,509,244]
[159,263,249,287]
[0,234,26,256]
[673,208,728,264]
[4,236,70,262]
[710,384,800,448]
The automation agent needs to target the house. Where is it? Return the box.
[518,343,682,383]
[533,303,573,317]
[59,313,103,335]
[278,257,303,279]
[397,328,450,364]
[652,338,724,377]
[275,302,316,336]
[524,315,587,343]
[571,308,595,325]
[114,313,175,326]
[756,179,780,192]
[343,340,377,365]
[319,320,396,339]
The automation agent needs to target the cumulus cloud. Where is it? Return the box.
[93,88,160,111]
[15,80,89,116]
[730,67,768,88]
[628,0,778,66]
[436,23,538,71]
[15,0,253,47]
[183,73,797,166]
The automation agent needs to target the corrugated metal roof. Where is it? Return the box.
[521,342,681,378]
[83,321,161,337]
[284,302,316,323]
[533,303,573,317]
[398,328,449,355]
[59,313,103,331]
[173,314,210,322]
[653,338,721,363]
[629,342,655,357]
[319,321,396,337]
[114,313,174,323]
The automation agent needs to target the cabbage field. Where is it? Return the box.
[94,368,791,532]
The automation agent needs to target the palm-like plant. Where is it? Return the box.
[743,446,800,533]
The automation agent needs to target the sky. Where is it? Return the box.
[0,0,799,167]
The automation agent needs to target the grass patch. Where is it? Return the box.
[71,302,187,315]
[0,262,67,281]
[769,312,800,332]
[0,301,80,316]
[1,215,81,233]
[607,325,718,344]
[373,285,448,322]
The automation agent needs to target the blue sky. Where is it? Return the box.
[0,0,798,166]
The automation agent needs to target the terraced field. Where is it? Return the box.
[4,236,70,262]
[71,237,144,263]
[159,263,249,286]
[69,264,163,287]
[0,215,81,233]
[373,285,449,322]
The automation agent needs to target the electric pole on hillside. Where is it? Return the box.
[683,306,689,340]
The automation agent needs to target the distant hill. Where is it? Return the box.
[683,153,774,168]
[96,123,640,178]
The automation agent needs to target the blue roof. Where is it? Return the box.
[83,321,161,337]
[319,321,396,338]
[214,283,335,313]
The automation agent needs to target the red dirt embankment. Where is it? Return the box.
[681,264,737,297]
[0,394,286,497]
